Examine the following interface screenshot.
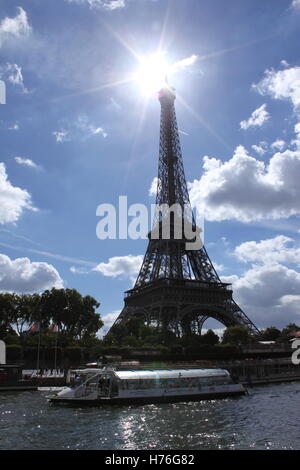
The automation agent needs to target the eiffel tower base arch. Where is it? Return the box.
[114,278,259,337]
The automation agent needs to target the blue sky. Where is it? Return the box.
[1,0,300,335]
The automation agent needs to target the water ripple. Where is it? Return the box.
[1,383,300,449]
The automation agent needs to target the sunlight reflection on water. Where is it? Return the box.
[0,382,300,450]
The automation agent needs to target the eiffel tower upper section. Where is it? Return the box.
[134,86,222,288]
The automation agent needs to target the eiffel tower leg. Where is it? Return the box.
[197,315,209,335]
[181,317,192,336]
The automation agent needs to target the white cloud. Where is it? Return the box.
[171,54,199,73]
[52,130,70,143]
[0,63,29,94]
[271,139,286,151]
[0,162,36,224]
[0,7,32,47]
[234,235,300,267]
[0,253,63,293]
[240,104,270,130]
[15,157,39,169]
[253,65,300,111]
[222,263,300,328]
[8,123,19,131]
[0,121,20,131]
[280,60,290,68]
[291,0,300,9]
[66,0,125,10]
[188,134,300,222]
[294,122,300,141]
[149,177,158,197]
[225,235,300,327]
[93,254,143,278]
[53,114,107,142]
[251,141,268,155]
[101,310,121,336]
[6,63,28,93]
[213,262,225,272]
[70,266,90,274]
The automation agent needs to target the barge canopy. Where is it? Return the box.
[111,369,230,380]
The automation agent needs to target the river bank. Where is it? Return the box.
[21,355,300,388]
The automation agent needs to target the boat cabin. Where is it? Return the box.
[98,368,235,398]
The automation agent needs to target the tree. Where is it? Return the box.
[13,294,39,335]
[40,288,103,339]
[202,329,219,346]
[0,293,18,337]
[104,322,126,346]
[222,326,251,345]
[260,326,281,341]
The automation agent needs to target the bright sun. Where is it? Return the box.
[134,52,170,97]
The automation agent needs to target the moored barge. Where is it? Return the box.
[0,364,38,391]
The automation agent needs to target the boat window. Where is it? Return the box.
[117,373,232,390]
[110,379,118,397]
[211,376,231,385]
[199,377,213,385]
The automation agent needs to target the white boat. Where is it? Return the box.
[49,368,246,406]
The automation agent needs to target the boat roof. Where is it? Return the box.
[72,368,103,374]
[112,369,230,380]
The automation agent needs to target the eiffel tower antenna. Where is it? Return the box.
[111,85,260,337]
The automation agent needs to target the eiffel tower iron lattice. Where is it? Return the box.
[112,86,259,337]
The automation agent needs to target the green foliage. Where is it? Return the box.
[214,344,238,354]
[44,346,63,362]
[202,329,220,346]
[0,293,19,336]
[0,289,103,343]
[64,346,82,363]
[40,288,103,339]
[3,332,20,345]
[222,326,251,345]
[5,344,23,362]
[260,326,281,341]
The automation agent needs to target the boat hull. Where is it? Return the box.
[49,389,246,406]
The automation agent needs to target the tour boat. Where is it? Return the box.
[49,368,246,406]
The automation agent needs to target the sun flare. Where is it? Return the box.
[134,52,170,97]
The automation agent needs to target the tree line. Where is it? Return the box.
[1,286,299,366]
[0,288,103,342]
[106,320,300,349]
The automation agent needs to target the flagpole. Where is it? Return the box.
[36,321,41,376]
[54,325,58,384]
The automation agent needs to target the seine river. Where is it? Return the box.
[1,382,300,450]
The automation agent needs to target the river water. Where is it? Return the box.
[1,382,300,450]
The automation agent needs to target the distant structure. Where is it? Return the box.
[112,86,259,337]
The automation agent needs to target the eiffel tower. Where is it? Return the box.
[112,86,259,337]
